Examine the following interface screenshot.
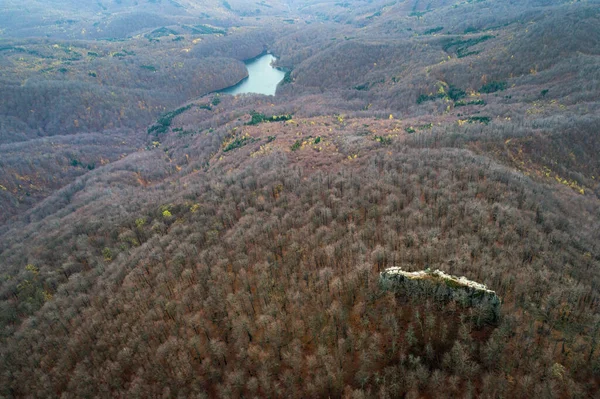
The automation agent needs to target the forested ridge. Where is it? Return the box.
[1,0,600,397]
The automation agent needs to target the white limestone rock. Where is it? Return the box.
[380,267,501,324]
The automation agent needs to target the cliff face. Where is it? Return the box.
[380,268,501,324]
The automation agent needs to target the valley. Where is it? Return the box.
[0,0,599,397]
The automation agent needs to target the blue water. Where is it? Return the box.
[222,54,285,96]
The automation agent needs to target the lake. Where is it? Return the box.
[221,53,286,96]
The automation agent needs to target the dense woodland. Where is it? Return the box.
[1,0,600,397]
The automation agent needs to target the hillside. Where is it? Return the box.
[1,0,600,397]
[0,0,291,39]
[0,4,282,223]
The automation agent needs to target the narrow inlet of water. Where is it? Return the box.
[221,53,286,96]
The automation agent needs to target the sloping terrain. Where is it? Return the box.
[0,0,291,39]
[0,0,600,397]
[1,106,599,397]
[0,133,143,225]
[0,4,283,222]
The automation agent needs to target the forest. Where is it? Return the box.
[0,0,599,397]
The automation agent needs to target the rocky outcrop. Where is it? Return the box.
[380,267,501,324]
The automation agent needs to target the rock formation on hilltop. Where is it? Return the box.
[380,267,501,324]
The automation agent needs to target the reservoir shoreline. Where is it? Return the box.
[217,52,286,96]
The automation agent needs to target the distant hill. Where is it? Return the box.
[0,0,291,39]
